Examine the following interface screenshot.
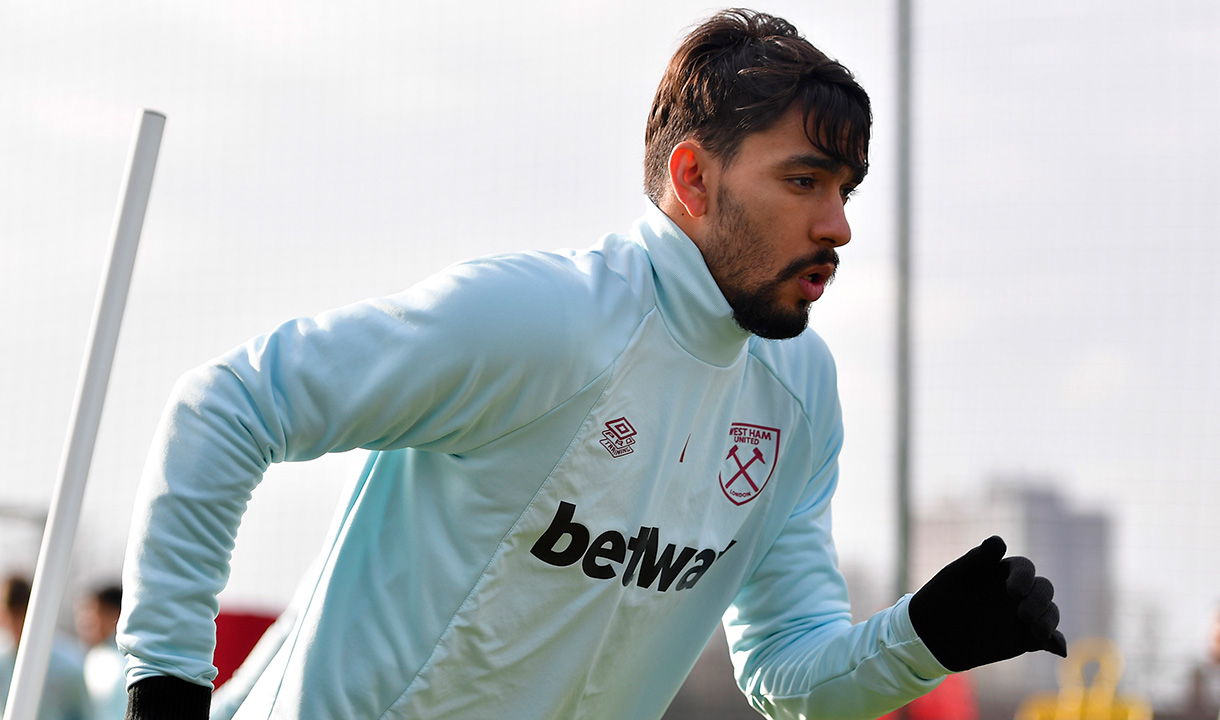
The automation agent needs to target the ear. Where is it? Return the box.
[668,141,712,219]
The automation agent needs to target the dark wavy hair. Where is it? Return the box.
[3,575,30,613]
[644,8,872,202]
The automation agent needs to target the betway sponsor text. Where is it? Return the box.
[530,501,735,592]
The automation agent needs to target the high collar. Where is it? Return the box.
[631,202,752,367]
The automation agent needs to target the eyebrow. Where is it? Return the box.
[782,153,866,186]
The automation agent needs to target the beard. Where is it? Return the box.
[701,185,838,340]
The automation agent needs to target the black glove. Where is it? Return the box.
[908,535,1067,672]
[126,675,211,720]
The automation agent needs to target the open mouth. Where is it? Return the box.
[798,274,826,302]
[796,264,836,302]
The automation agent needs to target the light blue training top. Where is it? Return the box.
[118,203,948,719]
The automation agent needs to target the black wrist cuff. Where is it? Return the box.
[126,675,211,720]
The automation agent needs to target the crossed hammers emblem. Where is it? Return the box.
[725,444,766,491]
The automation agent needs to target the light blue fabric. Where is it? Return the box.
[0,636,92,720]
[84,639,128,719]
[119,203,947,719]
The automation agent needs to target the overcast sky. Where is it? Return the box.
[2,0,1217,701]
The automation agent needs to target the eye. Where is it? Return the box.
[841,186,858,203]
[790,176,816,189]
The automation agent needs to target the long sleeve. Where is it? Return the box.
[117,249,642,689]
[726,489,948,718]
[725,343,949,720]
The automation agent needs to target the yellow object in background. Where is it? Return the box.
[1016,638,1152,720]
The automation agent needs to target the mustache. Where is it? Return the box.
[778,248,840,282]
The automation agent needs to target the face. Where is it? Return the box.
[1211,610,1220,664]
[76,597,120,646]
[697,107,859,339]
[0,606,22,642]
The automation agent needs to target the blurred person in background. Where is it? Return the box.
[1211,606,1220,720]
[1211,605,1220,666]
[76,583,127,719]
[0,574,91,720]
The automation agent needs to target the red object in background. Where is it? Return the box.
[213,610,278,688]
[877,672,979,720]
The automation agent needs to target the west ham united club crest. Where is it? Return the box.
[719,423,780,505]
[600,416,637,458]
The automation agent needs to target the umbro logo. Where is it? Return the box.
[599,416,636,458]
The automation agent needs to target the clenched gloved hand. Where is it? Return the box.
[908,535,1067,672]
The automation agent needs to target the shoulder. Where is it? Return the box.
[413,233,651,319]
[747,329,841,437]
[367,234,655,366]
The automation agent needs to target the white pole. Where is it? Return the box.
[3,109,165,720]
[894,0,914,600]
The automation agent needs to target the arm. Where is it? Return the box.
[118,252,640,716]
[725,335,945,719]
[727,336,1066,719]
[724,447,947,720]
[728,511,1067,720]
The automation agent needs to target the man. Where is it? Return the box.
[76,584,128,719]
[119,9,1066,719]
[0,576,92,720]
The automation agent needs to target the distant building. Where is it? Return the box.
[912,478,1113,712]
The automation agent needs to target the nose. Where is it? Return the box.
[813,194,852,248]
